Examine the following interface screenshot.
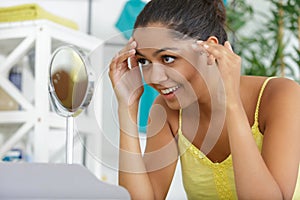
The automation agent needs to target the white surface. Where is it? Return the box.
[0,162,130,199]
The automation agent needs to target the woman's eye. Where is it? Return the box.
[162,56,175,64]
[137,58,150,67]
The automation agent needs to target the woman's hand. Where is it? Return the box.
[109,38,144,107]
[198,41,242,105]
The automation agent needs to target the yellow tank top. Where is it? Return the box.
[177,77,300,199]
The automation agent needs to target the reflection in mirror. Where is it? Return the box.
[50,47,88,113]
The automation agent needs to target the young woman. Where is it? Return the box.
[109,0,300,199]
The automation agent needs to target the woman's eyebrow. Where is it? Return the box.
[135,47,180,57]
[153,47,179,56]
[135,49,145,57]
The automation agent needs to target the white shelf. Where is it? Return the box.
[0,20,103,170]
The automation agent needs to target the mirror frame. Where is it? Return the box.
[48,45,94,117]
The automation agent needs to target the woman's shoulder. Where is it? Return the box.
[248,76,300,130]
[253,76,300,102]
[267,76,299,93]
[241,75,300,96]
[240,76,300,127]
[262,76,300,111]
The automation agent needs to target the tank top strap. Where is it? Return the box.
[253,77,276,126]
[178,109,182,134]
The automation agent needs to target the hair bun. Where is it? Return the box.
[214,0,226,25]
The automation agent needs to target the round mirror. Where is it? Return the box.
[49,45,94,117]
[48,45,94,164]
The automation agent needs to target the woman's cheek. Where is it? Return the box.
[142,69,153,86]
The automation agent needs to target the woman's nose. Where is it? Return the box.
[148,63,168,84]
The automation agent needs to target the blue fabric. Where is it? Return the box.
[115,0,146,39]
[139,83,158,133]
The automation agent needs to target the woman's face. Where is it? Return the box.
[133,25,210,110]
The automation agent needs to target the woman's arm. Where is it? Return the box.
[260,78,300,199]
[200,41,300,199]
[118,103,154,199]
[109,39,178,200]
[142,100,179,199]
[226,78,300,199]
[226,97,284,199]
[118,100,178,200]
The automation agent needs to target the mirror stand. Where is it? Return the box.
[66,116,74,164]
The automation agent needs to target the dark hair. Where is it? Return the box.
[134,0,227,44]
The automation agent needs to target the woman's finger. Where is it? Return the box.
[201,42,226,60]
[224,41,233,52]
[111,49,136,71]
[129,55,139,69]
[111,39,137,70]
[208,41,234,55]
[207,54,215,66]
[118,40,137,56]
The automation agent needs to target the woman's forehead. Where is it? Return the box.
[133,27,194,50]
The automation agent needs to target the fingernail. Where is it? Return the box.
[129,49,136,54]
[226,41,233,51]
[131,41,137,48]
[196,40,203,44]
[203,44,209,49]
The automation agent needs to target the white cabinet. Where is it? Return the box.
[0,20,103,168]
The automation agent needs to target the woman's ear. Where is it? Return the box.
[206,36,218,66]
[207,36,219,44]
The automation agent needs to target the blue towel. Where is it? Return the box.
[139,82,159,133]
[115,0,146,40]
